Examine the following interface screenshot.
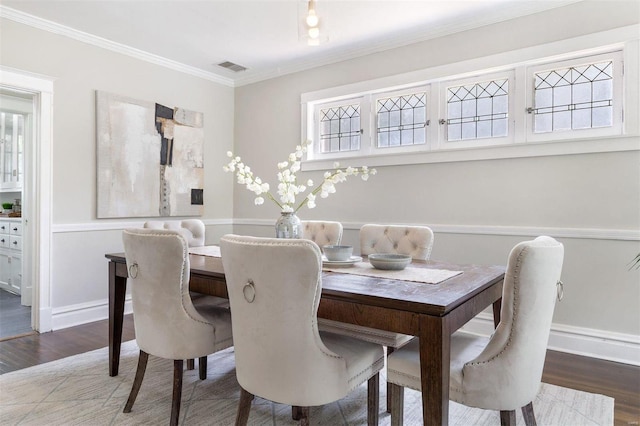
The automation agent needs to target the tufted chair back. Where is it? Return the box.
[301,220,343,246]
[359,224,434,260]
[144,219,205,247]
[220,234,384,414]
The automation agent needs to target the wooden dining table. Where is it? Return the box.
[106,250,505,426]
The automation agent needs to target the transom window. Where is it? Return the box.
[532,61,613,133]
[446,79,509,141]
[302,43,630,165]
[319,103,361,153]
[376,92,427,147]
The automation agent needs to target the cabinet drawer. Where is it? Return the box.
[0,235,8,249]
[9,222,22,236]
[9,235,21,251]
[0,222,9,235]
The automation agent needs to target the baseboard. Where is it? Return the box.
[51,298,133,331]
[461,312,640,366]
[51,298,639,366]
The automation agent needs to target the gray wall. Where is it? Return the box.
[232,1,640,346]
[0,18,234,315]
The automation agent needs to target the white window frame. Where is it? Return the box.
[372,85,432,155]
[437,71,515,150]
[314,96,366,157]
[300,26,639,171]
[308,95,371,160]
[525,50,624,143]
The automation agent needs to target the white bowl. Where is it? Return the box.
[368,253,412,270]
[323,245,353,261]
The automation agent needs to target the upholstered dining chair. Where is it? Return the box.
[220,234,384,426]
[386,236,564,426]
[122,228,234,426]
[143,219,206,247]
[301,220,343,246]
[145,218,229,325]
[319,224,434,411]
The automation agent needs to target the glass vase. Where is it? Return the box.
[275,212,302,238]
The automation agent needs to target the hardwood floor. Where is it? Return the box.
[0,315,638,425]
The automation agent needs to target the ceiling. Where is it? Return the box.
[1,0,579,86]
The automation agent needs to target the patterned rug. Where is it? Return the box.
[0,340,614,425]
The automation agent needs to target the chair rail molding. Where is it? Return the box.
[230,218,640,242]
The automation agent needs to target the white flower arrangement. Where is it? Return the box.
[223,140,376,213]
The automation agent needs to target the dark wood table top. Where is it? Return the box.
[106,252,505,317]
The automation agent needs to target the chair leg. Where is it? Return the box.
[367,372,380,426]
[386,346,395,413]
[236,387,254,426]
[522,402,537,426]
[298,407,310,426]
[500,410,516,426]
[292,406,302,420]
[199,356,207,380]
[171,360,184,426]
[389,383,404,426]
[123,350,149,413]
[186,359,195,370]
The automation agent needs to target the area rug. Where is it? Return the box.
[0,340,613,425]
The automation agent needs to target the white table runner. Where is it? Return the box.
[189,245,461,284]
[189,245,221,257]
[323,262,462,285]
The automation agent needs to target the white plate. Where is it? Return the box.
[322,255,362,267]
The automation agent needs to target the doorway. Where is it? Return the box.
[0,67,54,334]
[0,90,32,339]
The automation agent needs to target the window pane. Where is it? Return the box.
[532,61,613,133]
[448,124,461,141]
[446,79,509,142]
[319,103,361,153]
[377,92,427,148]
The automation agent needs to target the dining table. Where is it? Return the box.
[105,248,505,426]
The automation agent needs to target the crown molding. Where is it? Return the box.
[0,5,235,87]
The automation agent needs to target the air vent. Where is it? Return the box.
[217,61,247,72]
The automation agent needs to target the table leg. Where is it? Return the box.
[419,315,450,426]
[492,297,502,328]
[109,261,127,376]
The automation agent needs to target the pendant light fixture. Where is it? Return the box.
[306,0,320,46]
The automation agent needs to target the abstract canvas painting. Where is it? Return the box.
[96,91,204,218]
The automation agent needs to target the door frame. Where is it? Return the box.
[0,66,53,332]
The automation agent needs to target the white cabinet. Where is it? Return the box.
[0,219,22,295]
[0,112,24,191]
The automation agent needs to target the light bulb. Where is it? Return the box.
[308,27,320,39]
[306,10,319,27]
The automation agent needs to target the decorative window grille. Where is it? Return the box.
[532,61,613,133]
[319,104,361,153]
[446,79,508,141]
[376,92,427,147]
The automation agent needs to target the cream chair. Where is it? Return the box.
[143,219,206,247]
[122,228,233,426]
[319,224,434,411]
[220,235,384,426]
[387,236,564,426]
[301,220,343,246]
[145,219,228,318]
[359,224,433,260]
